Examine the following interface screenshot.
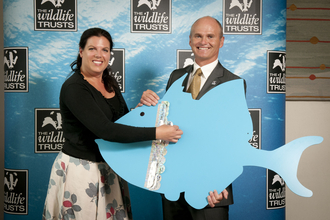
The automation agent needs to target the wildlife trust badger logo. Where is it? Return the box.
[42,111,62,130]
[223,0,262,34]
[138,0,161,10]
[34,0,77,31]
[267,51,286,93]
[4,50,18,69]
[273,54,286,72]
[4,47,29,92]
[41,0,64,7]
[35,109,65,153]
[229,0,253,12]
[131,0,171,33]
[272,174,285,186]
[176,50,194,69]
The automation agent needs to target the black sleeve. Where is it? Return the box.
[61,82,156,143]
[165,70,175,91]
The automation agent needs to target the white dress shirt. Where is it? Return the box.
[186,59,219,92]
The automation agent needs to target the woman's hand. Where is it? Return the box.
[156,125,183,143]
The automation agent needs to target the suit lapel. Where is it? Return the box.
[181,65,193,92]
[196,62,224,100]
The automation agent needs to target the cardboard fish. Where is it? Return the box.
[96,74,323,209]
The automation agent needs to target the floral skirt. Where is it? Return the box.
[43,152,132,220]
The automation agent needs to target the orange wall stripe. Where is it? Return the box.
[286,96,330,99]
[286,37,330,44]
[287,40,330,43]
[287,7,330,10]
[287,18,330,21]
[287,76,330,79]
[286,67,330,69]
[287,4,330,11]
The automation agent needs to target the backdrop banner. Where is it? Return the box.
[4,0,286,219]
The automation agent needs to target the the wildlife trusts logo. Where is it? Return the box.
[223,0,262,34]
[4,169,29,215]
[267,169,286,209]
[107,49,125,93]
[131,0,171,33]
[35,108,65,153]
[267,51,286,93]
[34,0,77,31]
[4,47,29,92]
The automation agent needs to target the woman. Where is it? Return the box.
[43,28,182,220]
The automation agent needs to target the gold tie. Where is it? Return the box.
[187,68,203,99]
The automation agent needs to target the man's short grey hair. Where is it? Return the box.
[189,16,223,38]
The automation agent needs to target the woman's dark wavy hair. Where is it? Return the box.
[70,27,118,92]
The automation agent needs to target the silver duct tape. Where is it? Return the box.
[144,101,171,191]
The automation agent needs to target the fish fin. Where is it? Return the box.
[271,136,323,197]
[163,191,181,202]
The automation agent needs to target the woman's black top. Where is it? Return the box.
[60,71,155,162]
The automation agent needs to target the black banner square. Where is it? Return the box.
[4,47,29,92]
[223,0,262,34]
[131,0,171,33]
[34,0,77,31]
[4,169,29,215]
[248,109,261,149]
[35,108,65,153]
[267,51,286,93]
[108,49,125,93]
[267,169,286,209]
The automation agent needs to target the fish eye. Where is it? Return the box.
[140,112,145,116]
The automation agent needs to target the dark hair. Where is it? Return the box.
[70,27,118,92]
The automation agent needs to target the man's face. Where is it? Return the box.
[189,17,224,66]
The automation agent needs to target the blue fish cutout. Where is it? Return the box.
[97,74,323,209]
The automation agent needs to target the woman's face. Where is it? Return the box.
[79,36,111,76]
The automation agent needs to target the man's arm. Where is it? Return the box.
[138,89,160,107]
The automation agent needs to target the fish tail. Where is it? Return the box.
[271,136,323,197]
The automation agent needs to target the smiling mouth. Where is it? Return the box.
[198,47,209,50]
[93,60,103,64]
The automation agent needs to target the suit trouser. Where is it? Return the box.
[162,193,229,220]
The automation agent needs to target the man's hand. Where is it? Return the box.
[138,89,160,107]
[207,189,228,207]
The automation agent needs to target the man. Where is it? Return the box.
[140,16,246,220]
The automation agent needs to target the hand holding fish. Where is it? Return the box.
[156,125,183,143]
[207,189,229,207]
[139,89,160,106]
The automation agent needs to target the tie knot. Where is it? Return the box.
[195,68,203,77]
